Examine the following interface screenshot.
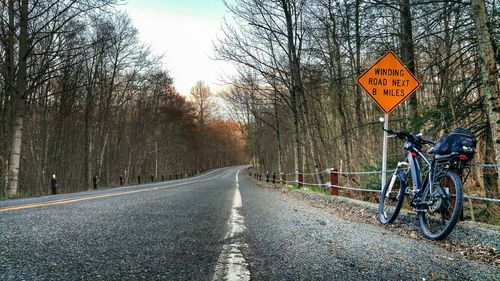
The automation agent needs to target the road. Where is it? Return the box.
[0,166,497,280]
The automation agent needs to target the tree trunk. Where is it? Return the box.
[292,96,302,178]
[471,0,500,186]
[354,0,365,165]
[96,131,109,184]
[7,0,29,196]
[400,0,418,124]
[325,1,351,176]
[83,85,94,190]
[7,97,25,195]
[484,130,499,199]
[1,0,16,194]
[355,0,361,105]
[282,0,323,184]
[442,0,458,126]
[274,94,284,176]
[155,140,158,179]
[332,9,352,175]
[298,86,324,184]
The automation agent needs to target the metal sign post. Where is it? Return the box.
[381,114,389,190]
[356,51,421,192]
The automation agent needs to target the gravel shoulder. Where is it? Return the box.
[292,187,500,264]
[241,173,499,280]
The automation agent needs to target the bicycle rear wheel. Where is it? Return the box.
[379,171,406,224]
[418,171,463,240]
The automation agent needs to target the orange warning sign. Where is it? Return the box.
[357,51,420,114]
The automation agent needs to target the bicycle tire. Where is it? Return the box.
[378,171,406,224]
[418,171,463,240]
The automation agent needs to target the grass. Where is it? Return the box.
[302,184,330,195]
[285,182,330,195]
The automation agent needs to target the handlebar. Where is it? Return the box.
[383,128,435,145]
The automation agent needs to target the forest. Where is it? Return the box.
[0,0,245,197]
[215,0,499,219]
[0,0,498,223]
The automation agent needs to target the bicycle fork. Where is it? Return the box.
[385,162,409,198]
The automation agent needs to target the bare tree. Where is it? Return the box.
[471,0,500,190]
[2,0,117,195]
[218,0,498,212]
[190,80,215,127]
[0,1,246,197]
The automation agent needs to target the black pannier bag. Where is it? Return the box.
[432,128,477,162]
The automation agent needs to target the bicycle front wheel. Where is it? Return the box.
[379,171,406,224]
[418,171,463,240]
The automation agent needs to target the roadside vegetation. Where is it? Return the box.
[0,1,245,198]
[217,0,499,222]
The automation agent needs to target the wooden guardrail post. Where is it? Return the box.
[138,175,141,184]
[272,172,276,184]
[298,172,303,189]
[93,176,97,190]
[266,171,269,182]
[51,174,57,195]
[281,173,286,185]
[330,168,339,195]
[119,175,124,186]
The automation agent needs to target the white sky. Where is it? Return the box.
[121,0,235,96]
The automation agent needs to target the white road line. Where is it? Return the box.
[213,168,250,281]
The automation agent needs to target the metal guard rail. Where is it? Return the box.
[250,163,500,203]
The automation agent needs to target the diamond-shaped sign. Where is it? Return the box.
[357,51,421,114]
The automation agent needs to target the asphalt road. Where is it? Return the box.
[0,166,498,280]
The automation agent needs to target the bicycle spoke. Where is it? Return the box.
[419,172,463,240]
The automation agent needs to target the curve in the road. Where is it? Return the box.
[0,168,225,212]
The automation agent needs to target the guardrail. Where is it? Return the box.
[48,168,212,195]
[249,164,500,203]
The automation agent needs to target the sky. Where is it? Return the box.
[122,0,235,96]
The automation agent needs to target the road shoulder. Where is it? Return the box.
[246,173,500,266]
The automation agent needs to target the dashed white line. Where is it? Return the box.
[213,168,250,281]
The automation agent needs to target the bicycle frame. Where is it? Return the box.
[406,142,434,200]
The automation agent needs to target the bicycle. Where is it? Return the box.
[378,128,475,240]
